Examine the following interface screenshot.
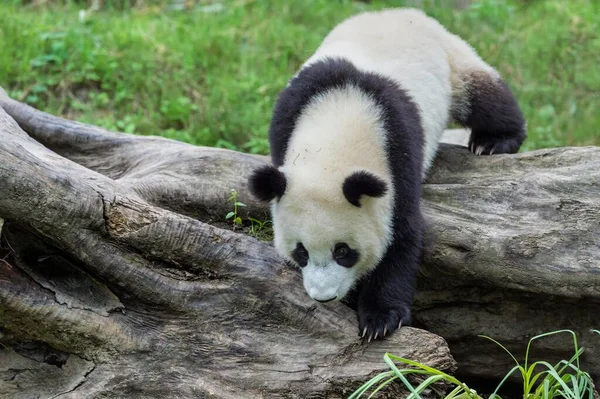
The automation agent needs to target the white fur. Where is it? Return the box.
[274,8,499,301]
[303,8,498,174]
[273,87,393,301]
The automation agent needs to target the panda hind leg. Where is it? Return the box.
[453,71,527,155]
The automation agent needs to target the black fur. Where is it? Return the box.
[454,72,527,155]
[267,58,425,340]
[333,243,359,268]
[248,165,287,202]
[291,242,309,267]
[342,171,388,207]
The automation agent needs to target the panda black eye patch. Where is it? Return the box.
[333,243,359,268]
[291,242,309,267]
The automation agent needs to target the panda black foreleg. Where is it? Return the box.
[355,215,423,342]
[456,72,527,155]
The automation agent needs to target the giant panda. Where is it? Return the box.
[248,8,526,341]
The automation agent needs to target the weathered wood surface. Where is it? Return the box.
[0,89,455,398]
[1,87,599,397]
[419,141,600,382]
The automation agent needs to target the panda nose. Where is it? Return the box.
[314,296,337,303]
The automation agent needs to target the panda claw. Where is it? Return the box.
[490,148,495,156]
[358,304,411,342]
[476,146,484,156]
[362,327,367,338]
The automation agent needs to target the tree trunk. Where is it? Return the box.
[1,86,599,397]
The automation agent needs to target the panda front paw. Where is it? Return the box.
[357,303,411,342]
[469,135,523,156]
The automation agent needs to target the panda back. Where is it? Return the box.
[303,8,454,173]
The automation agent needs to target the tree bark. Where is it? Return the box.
[418,141,600,384]
[0,86,599,397]
[0,89,455,398]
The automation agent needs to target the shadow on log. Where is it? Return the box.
[0,86,599,397]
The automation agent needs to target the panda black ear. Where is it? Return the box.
[342,171,387,207]
[249,165,287,202]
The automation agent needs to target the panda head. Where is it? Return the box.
[249,165,392,303]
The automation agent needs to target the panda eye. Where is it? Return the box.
[291,242,309,267]
[334,245,349,259]
[333,243,359,268]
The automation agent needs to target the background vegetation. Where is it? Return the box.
[0,0,598,154]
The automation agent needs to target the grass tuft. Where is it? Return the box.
[351,329,598,399]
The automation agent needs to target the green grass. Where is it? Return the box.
[351,329,599,399]
[0,0,598,153]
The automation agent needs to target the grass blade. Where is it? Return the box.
[367,375,398,399]
[406,375,446,399]
[526,330,581,369]
[348,371,395,399]
[478,335,520,367]
[383,354,422,398]
[490,365,521,398]
[385,354,463,386]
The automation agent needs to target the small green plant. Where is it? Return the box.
[350,329,598,399]
[485,329,595,399]
[226,189,246,231]
[247,217,273,240]
[225,189,273,240]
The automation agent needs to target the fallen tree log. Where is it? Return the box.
[0,86,599,397]
[0,88,454,398]
[418,141,600,384]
